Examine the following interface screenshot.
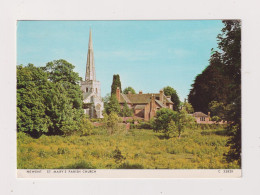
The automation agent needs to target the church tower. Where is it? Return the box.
[81,29,104,118]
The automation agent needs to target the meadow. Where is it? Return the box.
[17,127,240,169]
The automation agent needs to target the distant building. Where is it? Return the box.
[191,112,211,124]
[80,29,104,118]
[115,87,174,121]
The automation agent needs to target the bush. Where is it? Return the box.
[153,108,177,132]
[103,112,120,135]
[137,121,153,129]
[79,115,94,136]
[112,147,126,163]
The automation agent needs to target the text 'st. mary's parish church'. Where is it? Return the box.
[81,29,104,118]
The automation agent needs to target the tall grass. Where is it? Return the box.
[17,127,240,169]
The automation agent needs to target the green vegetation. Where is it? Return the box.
[104,95,121,115]
[111,74,122,95]
[17,127,240,169]
[163,86,180,111]
[120,102,133,117]
[17,60,83,137]
[123,86,136,94]
[188,20,241,164]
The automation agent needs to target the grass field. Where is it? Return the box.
[17,127,240,169]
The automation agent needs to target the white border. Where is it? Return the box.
[1,0,260,194]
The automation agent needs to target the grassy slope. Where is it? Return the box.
[17,128,240,169]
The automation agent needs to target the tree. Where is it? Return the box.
[120,102,133,117]
[217,20,241,164]
[17,64,50,137]
[188,20,241,164]
[104,95,121,115]
[123,86,136,94]
[111,74,122,95]
[188,52,230,113]
[153,108,177,132]
[174,109,196,138]
[17,59,84,137]
[103,112,120,135]
[182,102,194,114]
[163,86,180,111]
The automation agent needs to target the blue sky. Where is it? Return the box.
[17,20,224,101]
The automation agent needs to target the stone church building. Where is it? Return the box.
[116,87,174,121]
[80,29,104,118]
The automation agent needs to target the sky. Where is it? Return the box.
[17,20,224,101]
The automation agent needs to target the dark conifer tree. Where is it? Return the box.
[111,74,122,95]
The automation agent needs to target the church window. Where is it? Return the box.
[96,88,98,93]
[86,87,88,92]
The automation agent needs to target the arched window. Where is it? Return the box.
[96,88,98,93]
[86,87,88,92]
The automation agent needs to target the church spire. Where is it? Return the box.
[85,28,96,81]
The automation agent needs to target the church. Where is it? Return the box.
[80,29,104,118]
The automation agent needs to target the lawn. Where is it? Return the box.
[17,127,240,169]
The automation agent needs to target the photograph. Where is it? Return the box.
[16,20,241,173]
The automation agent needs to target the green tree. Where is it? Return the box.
[17,59,84,137]
[120,102,133,117]
[188,20,241,164]
[103,112,120,135]
[104,95,121,115]
[174,110,196,138]
[111,74,122,95]
[163,86,180,111]
[182,102,194,114]
[153,108,177,132]
[123,86,136,94]
[217,20,241,164]
[17,64,50,137]
[188,52,230,113]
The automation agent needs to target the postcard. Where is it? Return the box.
[16,20,241,178]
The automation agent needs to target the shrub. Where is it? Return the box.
[112,147,126,163]
[79,115,94,136]
[153,108,177,132]
[103,112,120,135]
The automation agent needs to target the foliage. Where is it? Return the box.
[123,86,136,94]
[119,102,133,117]
[174,110,196,138]
[103,112,120,135]
[17,128,240,169]
[111,74,122,95]
[112,147,126,163]
[188,51,230,113]
[163,86,181,111]
[79,115,94,136]
[153,108,177,132]
[182,102,194,114]
[17,64,50,137]
[104,95,121,115]
[187,20,241,164]
[17,60,83,137]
